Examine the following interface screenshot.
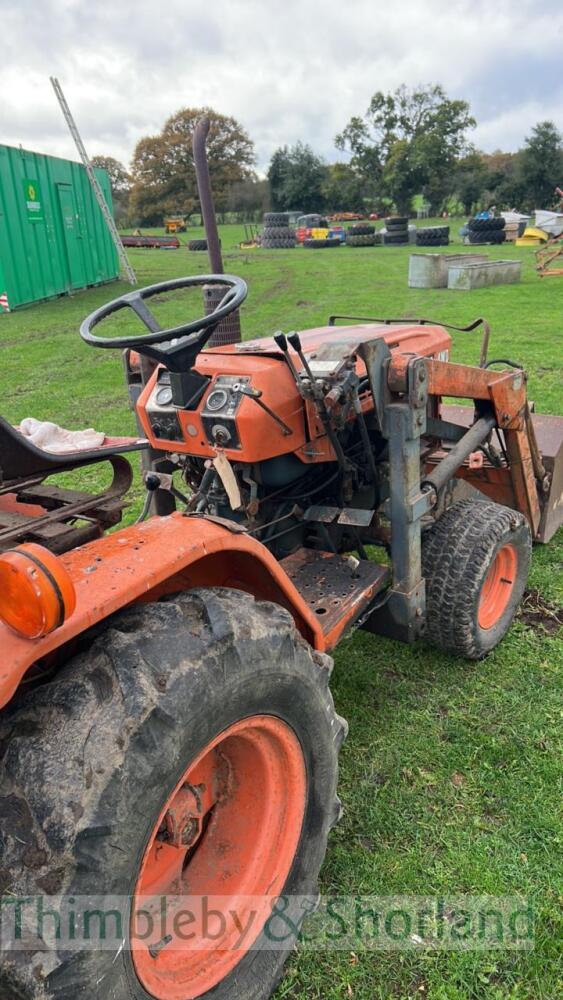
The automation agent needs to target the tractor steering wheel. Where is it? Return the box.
[79,275,247,372]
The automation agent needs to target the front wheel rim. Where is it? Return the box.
[478,543,518,630]
[132,715,307,999]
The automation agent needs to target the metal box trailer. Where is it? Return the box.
[0,144,119,313]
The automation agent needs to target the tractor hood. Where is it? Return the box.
[137,321,452,466]
[201,321,451,363]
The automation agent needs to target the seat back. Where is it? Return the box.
[0,416,146,485]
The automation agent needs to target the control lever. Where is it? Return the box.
[144,471,191,507]
[287,332,318,388]
[232,383,293,436]
[285,334,348,470]
[273,331,302,385]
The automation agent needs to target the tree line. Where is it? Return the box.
[94,85,563,226]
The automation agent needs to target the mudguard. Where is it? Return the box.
[0,513,324,710]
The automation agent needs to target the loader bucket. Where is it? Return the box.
[533,412,563,543]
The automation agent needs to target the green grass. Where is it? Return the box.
[2,221,562,999]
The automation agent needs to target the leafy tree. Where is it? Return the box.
[453,151,490,214]
[480,150,525,209]
[226,177,269,221]
[323,163,366,212]
[268,143,328,212]
[91,155,131,193]
[91,155,131,224]
[519,121,563,208]
[129,108,255,225]
[336,84,475,214]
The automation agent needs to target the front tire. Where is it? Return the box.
[422,499,532,659]
[0,589,346,1000]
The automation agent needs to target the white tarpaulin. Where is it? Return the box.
[534,210,563,236]
[501,211,530,224]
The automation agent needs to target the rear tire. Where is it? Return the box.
[261,239,295,249]
[303,238,340,248]
[262,227,296,239]
[346,224,375,236]
[468,217,505,232]
[383,233,409,245]
[422,499,531,659]
[0,589,346,1000]
[263,213,289,227]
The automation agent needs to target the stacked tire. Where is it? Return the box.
[467,217,506,245]
[303,238,341,248]
[415,226,450,247]
[346,224,376,247]
[261,212,295,249]
[383,216,409,245]
[188,239,208,251]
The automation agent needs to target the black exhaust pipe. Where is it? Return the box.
[193,117,242,347]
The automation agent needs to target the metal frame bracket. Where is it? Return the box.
[361,350,429,642]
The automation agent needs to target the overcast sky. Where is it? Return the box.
[1,0,562,174]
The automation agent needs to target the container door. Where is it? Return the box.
[57,184,86,289]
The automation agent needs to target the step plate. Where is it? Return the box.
[280,548,389,638]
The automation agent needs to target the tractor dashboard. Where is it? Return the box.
[144,372,185,443]
[137,321,452,464]
[137,354,309,463]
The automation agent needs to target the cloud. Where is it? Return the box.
[1,0,561,171]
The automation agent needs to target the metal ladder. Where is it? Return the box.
[50,77,137,285]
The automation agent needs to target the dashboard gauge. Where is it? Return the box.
[206,388,229,412]
[155,385,173,406]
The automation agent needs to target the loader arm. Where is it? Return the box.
[387,355,544,534]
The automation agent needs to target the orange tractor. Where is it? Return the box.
[0,273,562,999]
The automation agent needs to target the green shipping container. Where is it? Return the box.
[0,143,119,313]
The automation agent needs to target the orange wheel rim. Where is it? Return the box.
[132,715,307,999]
[478,543,518,630]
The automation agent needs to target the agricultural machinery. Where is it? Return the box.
[0,272,562,998]
[0,121,561,1000]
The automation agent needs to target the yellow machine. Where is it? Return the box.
[515,226,549,247]
[240,223,260,249]
[164,217,187,233]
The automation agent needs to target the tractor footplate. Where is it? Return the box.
[280,548,389,637]
[304,505,376,527]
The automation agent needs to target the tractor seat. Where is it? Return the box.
[0,415,148,486]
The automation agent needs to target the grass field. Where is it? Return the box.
[2,220,562,999]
